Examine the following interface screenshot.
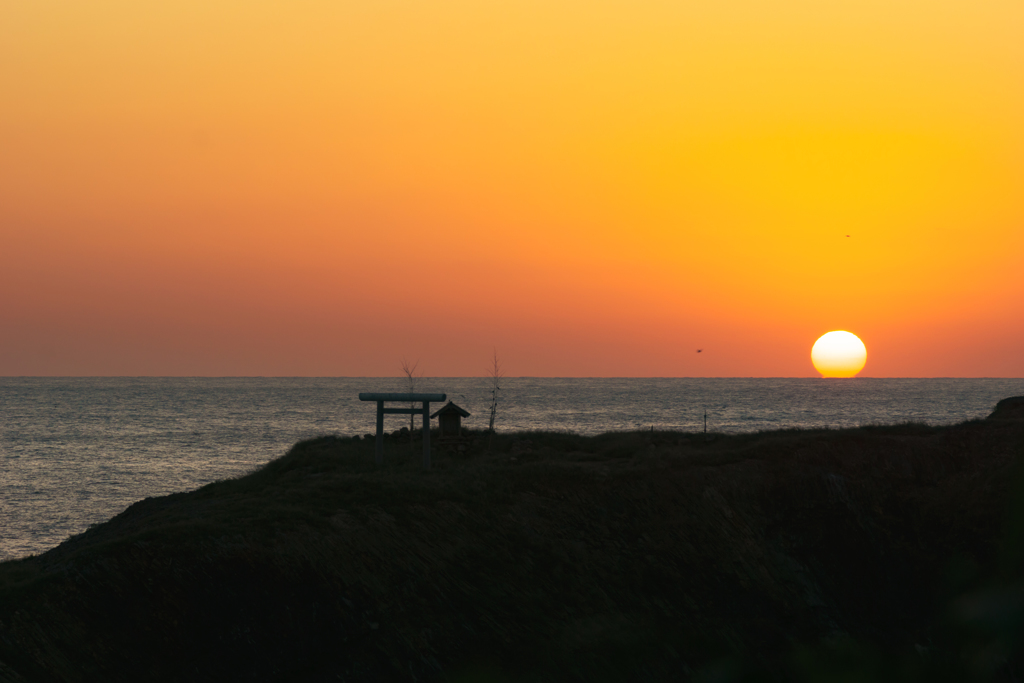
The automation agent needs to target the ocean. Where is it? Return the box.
[2,377,1022,561]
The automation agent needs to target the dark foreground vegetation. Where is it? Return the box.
[2,398,1024,682]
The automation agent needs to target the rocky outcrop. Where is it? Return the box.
[990,395,1024,421]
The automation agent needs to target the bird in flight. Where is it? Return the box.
[697,349,703,353]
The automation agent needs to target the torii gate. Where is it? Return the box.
[358,392,446,469]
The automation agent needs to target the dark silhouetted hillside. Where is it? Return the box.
[1,400,1023,682]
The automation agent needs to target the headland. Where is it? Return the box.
[1,398,1023,681]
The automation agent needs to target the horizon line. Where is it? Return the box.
[2,376,1022,381]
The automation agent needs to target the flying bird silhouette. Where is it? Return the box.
[697,349,703,353]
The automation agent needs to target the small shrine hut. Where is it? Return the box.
[431,401,471,439]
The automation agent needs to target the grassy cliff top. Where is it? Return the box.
[1,402,1023,682]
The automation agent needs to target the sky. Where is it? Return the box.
[2,0,1022,377]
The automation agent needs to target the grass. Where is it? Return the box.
[0,411,1022,682]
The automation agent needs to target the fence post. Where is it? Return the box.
[422,401,431,470]
[375,401,385,466]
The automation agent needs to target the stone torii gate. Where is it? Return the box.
[358,392,446,469]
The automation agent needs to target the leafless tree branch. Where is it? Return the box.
[400,357,421,446]
[487,350,505,450]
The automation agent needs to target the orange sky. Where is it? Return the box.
[2,0,1022,377]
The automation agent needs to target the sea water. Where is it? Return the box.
[2,377,1022,561]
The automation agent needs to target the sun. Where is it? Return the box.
[811,331,867,378]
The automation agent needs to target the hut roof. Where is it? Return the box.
[430,401,471,419]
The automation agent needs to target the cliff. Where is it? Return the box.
[1,401,1023,682]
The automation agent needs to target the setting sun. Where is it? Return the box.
[811,331,868,378]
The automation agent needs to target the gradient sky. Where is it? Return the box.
[2,0,1022,377]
